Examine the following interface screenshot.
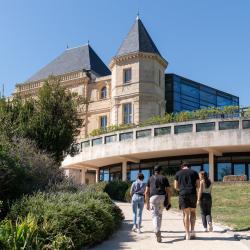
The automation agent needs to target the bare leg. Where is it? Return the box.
[190,208,196,231]
[183,208,190,239]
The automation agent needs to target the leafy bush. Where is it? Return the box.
[124,186,132,202]
[0,214,45,250]
[86,181,108,193]
[86,181,130,201]
[0,214,75,250]
[0,137,64,219]
[165,175,179,197]
[89,123,136,137]
[104,181,130,201]
[8,190,124,249]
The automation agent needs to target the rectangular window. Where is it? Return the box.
[233,164,246,176]
[248,164,250,181]
[182,98,200,108]
[191,165,201,173]
[99,169,109,181]
[105,135,117,144]
[217,95,233,106]
[196,122,215,132]
[174,124,193,134]
[181,83,199,99]
[173,82,181,93]
[217,163,232,181]
[203,163,209,176]
[154,127,171,136]
[123,103,132,124]
[92,138,102,146]
[219,121,239,130]
[136,129,151,139]
[200,91,216,104]
[124,68,132,83]
[100,115,107,128]
[81,141,90,148]
[243,120,250,129]
[120,132,133,141]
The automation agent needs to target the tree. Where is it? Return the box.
[0,76,82,163]
[29,77,82,162]
[0,96,35,139]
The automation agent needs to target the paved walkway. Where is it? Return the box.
[92,202,249,250]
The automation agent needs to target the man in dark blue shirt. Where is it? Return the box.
[174,162,200,240]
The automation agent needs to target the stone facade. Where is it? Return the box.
[14,17,168,141]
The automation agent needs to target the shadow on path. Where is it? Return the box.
[90,222,137,250]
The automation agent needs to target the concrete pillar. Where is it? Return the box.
[122,161,127,181]
[209,152,215,182]
[80,169,86,185]
[95,169,99,183]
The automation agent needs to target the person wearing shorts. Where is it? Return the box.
[174,162,199,240]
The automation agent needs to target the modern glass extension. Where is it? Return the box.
[165,74,239,113]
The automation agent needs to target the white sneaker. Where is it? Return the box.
[208,223,213,232]
[204,228,208,232]
[185,233,190,240]
[137,228,141,234]
[190,231,196,239]
[132,225,137,232]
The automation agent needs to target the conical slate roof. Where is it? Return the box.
[116,17,161,57]
[26,44,111,82]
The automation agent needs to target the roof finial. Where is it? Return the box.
[66,44,69,49]
[87,40,90,45]
[136,11,140,20]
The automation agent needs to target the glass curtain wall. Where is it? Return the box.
[165,74,239,113]
[99,154,250,182]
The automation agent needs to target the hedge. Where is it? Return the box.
[2,190,124,249]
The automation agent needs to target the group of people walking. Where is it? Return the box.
[130,162,213,242]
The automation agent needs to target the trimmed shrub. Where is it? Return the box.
[104,181,130,201]
[7,190,124,249]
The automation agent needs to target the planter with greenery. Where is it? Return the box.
[88,106,240,137]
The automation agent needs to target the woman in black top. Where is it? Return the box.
[197,171,213,232]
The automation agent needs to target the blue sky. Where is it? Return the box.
[0,0,249,106]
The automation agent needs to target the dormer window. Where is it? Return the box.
[124,68,132,84]
[100,86,107,99]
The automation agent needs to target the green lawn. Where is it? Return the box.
[170,183,250,231]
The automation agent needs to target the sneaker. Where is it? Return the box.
[156,231,162,242]
[190,231,196,239]
[132,225,137,232]
[203,228,208,232]
[185,233,190,240]
[208,223,213,232]
[137,228,141,234]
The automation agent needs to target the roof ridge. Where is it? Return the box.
[66,43,89,51]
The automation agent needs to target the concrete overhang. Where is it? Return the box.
[62,125,250,170]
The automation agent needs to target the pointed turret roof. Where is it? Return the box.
[26,44,111,82]
[116,17,162,57]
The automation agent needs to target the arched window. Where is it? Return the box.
[100,86,107,99]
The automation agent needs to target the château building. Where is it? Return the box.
[15,17,249,184]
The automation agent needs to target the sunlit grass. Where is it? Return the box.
[170,183,250,231]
